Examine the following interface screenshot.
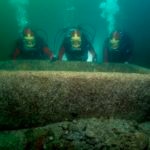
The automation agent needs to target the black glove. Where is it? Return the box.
[51,56,58,62]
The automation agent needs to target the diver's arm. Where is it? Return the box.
[58,46,65,60]
[39,37,54,60]
[13,39,22,60]
[43,47,54,60]
[103,39,109,63]
[103,47,108,63]
[13,48,20,60]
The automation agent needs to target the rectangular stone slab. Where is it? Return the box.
[0,71,149,130]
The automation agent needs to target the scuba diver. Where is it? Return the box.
[58,27,97,62]
[13,27,54,60]
[103,30,133,63]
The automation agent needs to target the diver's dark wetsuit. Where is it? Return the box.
[14,37,51,60]
[59,35,96,61]
[103,32,132,63]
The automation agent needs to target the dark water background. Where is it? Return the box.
[0,0,150,68]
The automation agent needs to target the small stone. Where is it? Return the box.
[61,123,69,130]
[49,136,54,141]
[72,119,77,124]
[86,138,98,145]
[85,130,96,139]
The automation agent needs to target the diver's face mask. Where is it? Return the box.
[23,33,36,49]
[109,31,120,50]
[70,31,82,49]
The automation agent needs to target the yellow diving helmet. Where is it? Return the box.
[110,31,120,50]
[70,30,82,49]
[23,28,36,49]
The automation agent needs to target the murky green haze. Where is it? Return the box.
[0,0,150,68]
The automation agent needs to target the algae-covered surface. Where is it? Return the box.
[0,118,150,150]
[0,60,150,149]
[0,60,149,73]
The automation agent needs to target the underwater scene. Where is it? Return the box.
[0,0,150,149]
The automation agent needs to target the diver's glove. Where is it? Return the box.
[51,56,58,62]
[124,61,129,64]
